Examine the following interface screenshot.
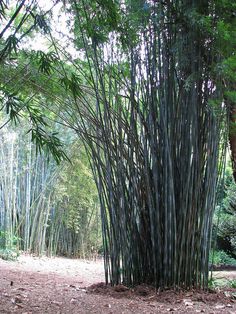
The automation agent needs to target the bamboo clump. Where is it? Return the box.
[68,0,226,289]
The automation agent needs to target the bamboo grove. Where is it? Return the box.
[0,0,235,290]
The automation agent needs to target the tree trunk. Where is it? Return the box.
[229,103,236,182]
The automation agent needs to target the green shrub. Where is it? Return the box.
[209,250,236,266]
[214,166,236,259]
[0,230,20,261]
[229,279,236,288]
[208,278,236,289]
[0,248,19,261]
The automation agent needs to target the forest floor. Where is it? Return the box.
[0,255,236,314]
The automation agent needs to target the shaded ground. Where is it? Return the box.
[0,255,235,313]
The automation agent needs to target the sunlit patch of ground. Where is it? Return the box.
[213,271,236,280]
[5,254,105,285]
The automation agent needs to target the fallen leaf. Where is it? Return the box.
[104,304,111,308]
[224,291,231,297]
[114,284,129,292]
[76,287,86,292]
[215,304,225,309]
[183,298,194,306]
[16,293,27,298]
[51,301,62,306]
[148,303,156,308]
[11,296,22,304]
[15,304,24,309]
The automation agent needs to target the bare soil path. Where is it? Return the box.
[0,255,235,314]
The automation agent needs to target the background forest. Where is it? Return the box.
[0,0,235,290]
[0,122,101,258]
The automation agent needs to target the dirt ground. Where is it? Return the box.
[0,255,235,314]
